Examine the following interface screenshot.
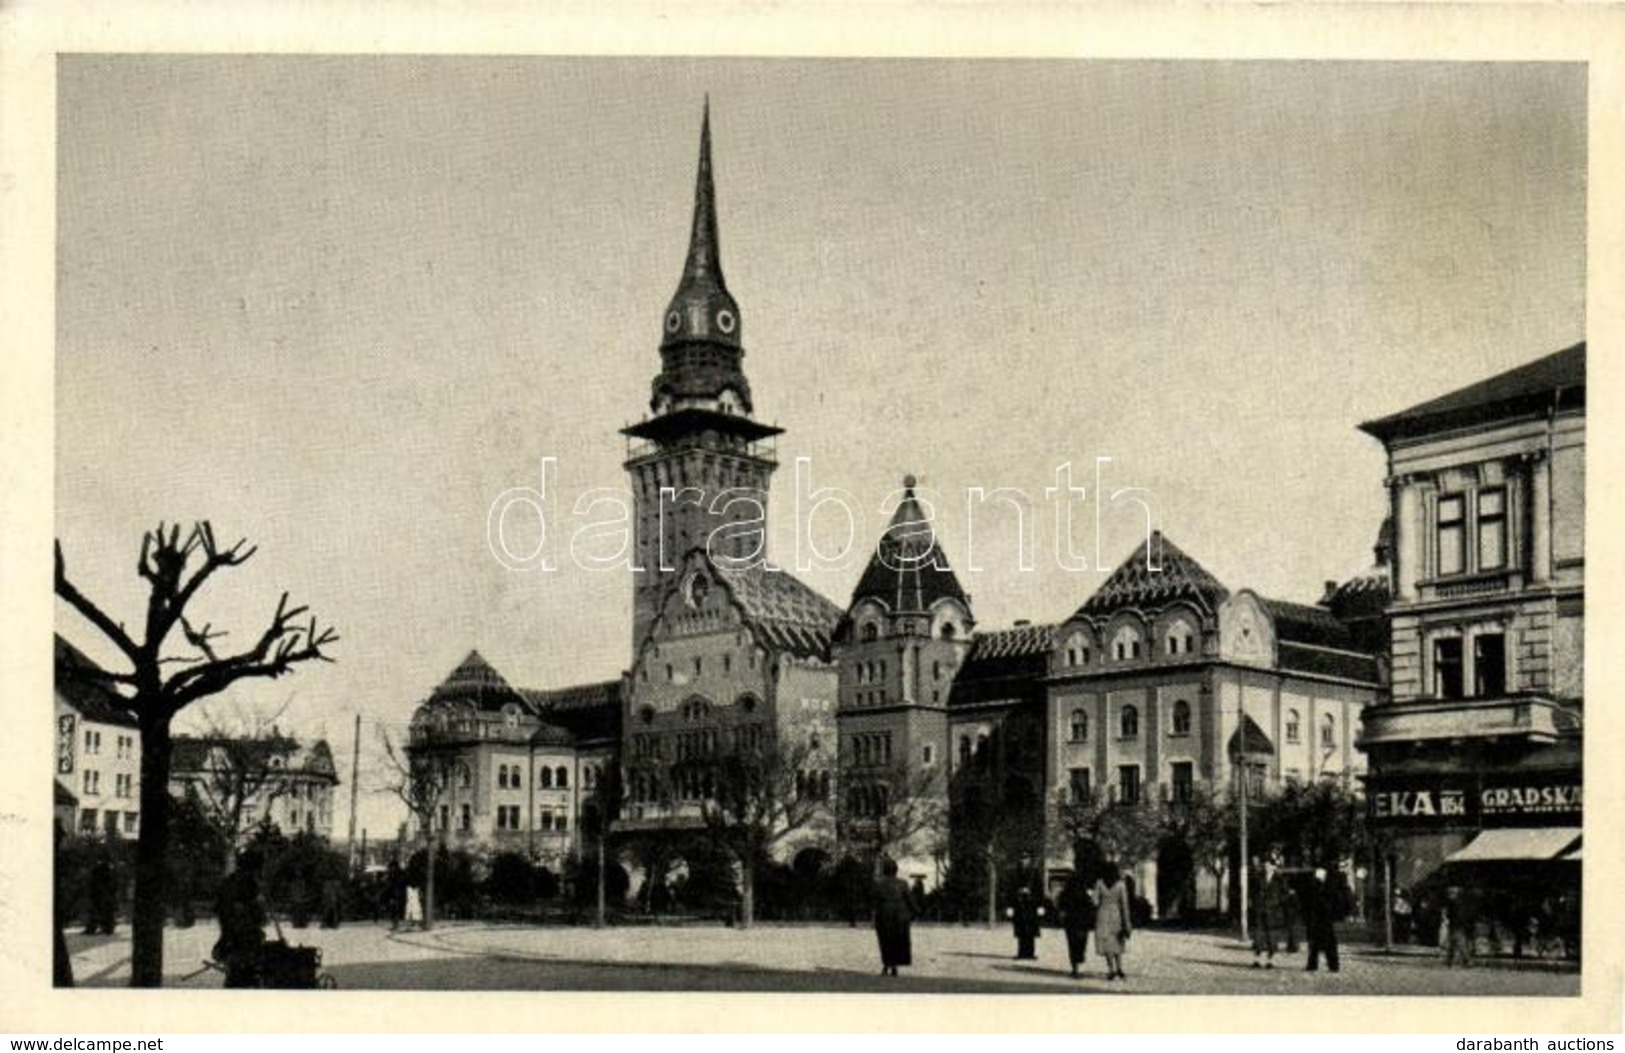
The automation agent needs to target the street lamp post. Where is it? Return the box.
[1237,759,1250,945]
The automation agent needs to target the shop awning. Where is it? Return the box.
[1446,827,1581,864]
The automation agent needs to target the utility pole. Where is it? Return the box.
[346,713,361,869]
[1238,759,1250,944]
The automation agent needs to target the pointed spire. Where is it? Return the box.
[660,97,743,355]
[683,96,724,288]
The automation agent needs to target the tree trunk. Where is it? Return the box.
[740,859,755,929]
[131,713,173,987]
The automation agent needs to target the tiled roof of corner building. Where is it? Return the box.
[1258,597,1383,683]
[1359,342,1585,442]
[425,650,534,714]
[949,623,1056,708]
[1076,531,1229,618]
[54,634,139,728]
[712,563,843,659]
[850,479,969,614]
[1257,598,1357,650]
[519,681,624,743]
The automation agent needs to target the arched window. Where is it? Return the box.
[556,766,568,788]
[1112,625,1143,662]
[861,622,879,643]
[511,765,524,790]
[940,622,957,641]
[497,765,508,789]
[1286,709,1301,744]
[1119,704,1140,739]
[1065,632,1090,667]
[539,766,553,789]
[1171,699,1192,736]
[1321,713,1336,748]
[1069,709,1089,742]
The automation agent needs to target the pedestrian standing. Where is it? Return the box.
[404,869,425,930]
[872,858,915,977]
[386,858,407,931]
[1007,886,1043,960]
[1393,888,1414,945]
[320,874,343,930]
[1302,866,1341,973]
[1252,858,1290,968]
[1094,862,1132,981]
[1057,870,1097,978]
[85,851,117,936]
[1443,886,1475,968]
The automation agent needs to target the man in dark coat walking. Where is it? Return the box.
[872,858,915,977]
[214,849,268,988]
[1007,886,1044,960]
[1302,866,1342,973]
[1057,870,1097,977]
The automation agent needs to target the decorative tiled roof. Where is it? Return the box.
[849,476,969,615]
[520,680,624,744]
[1360,342,1585,442]
[1259,598,1356,650]
[712,563,843,659]
[54,635,138,728]
[949,623,1057,708]
[424,650,534,714]
[1076,531,1229,618]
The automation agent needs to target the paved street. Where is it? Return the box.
[64,921,1579,996]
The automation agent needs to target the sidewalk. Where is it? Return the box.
[62,921,1581,995]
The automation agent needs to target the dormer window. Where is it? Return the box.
[1112,625,1143,662]
[861,622,880,643]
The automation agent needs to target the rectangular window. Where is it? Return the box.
[1437,495,1465,576]
[1477,489,1507,570]
[79,808,97,834]
[1474,633,1507,698]
[541,811,554,831]
[1434,638,1464,699]
[438,804,449,832]
[124,811,138,834]
[1170,762,1194,804]
[922,744,934,765]
[1117,765,1141,805]
[460,804,472,832]
[556,813,568,833]
[1068,767,1091,803]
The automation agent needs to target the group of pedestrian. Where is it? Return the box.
[870,856,1137,982]
[1250,857,1344,974]
[1053,862,1133,980]
[385,857,426,931]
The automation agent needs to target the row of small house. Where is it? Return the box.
[54,635,340,843]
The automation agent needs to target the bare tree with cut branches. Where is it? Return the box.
[172,707,302,873]
[55,522,338,987]
[837,760,948,868]
[380,729,459,931]
[685,735,832,928]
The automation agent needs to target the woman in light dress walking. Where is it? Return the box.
[1093,861,1132,981]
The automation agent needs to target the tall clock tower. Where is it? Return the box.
[623,102,782,657]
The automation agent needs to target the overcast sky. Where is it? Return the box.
[55,57,1584,838]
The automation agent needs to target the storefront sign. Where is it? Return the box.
[57,713,76,774]
[1479,776,1582,819]
[1366,770,1581,828]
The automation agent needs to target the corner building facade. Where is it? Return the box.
[1357,344,1584,907]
